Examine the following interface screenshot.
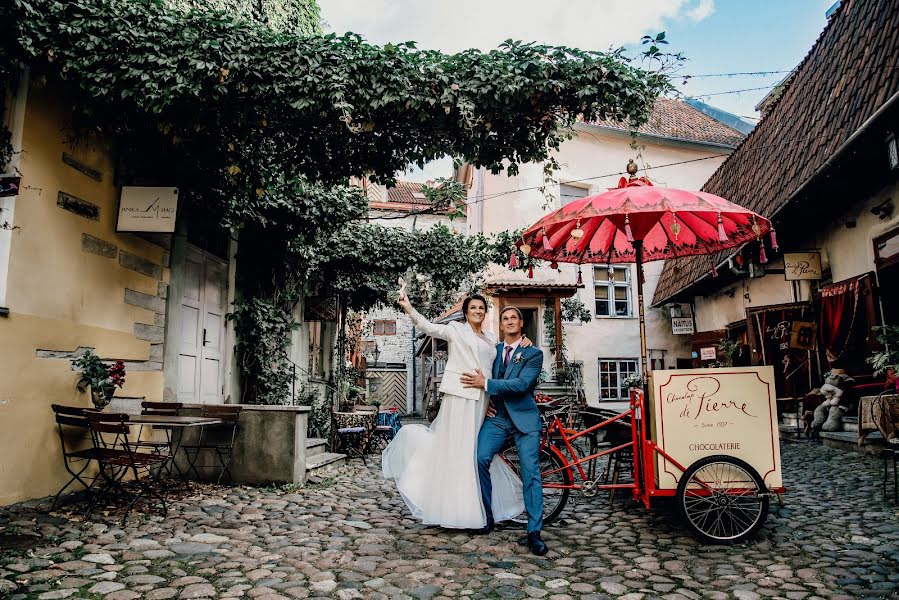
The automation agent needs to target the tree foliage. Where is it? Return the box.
[162,0,322,35]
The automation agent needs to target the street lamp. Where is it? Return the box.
[368,343,381,368]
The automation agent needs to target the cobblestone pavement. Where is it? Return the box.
[1,442,898,600]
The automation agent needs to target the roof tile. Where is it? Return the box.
[593,98,745,147]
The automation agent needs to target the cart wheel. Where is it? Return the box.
[676,455,769,544]
[499,445,571,527]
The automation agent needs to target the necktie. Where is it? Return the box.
[504,345,513,368]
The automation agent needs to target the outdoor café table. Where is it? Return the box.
[128,415,223,479]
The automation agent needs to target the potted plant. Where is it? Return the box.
[71,350,126,410]
[867,324,899,376]
[717,337,741,367]
[622,372,643,391]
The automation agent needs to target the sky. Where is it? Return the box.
[320,0,835,181]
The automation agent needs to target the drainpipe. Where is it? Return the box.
[410,212,418,414]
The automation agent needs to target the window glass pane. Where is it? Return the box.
[593,267,607,282]
[560,183,590,206]
[595,300,609,316]
[614,287,628,300]
[615,301,629,316]
[595,286,609,299]
[612,267,628,282]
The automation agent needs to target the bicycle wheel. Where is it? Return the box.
[499,444,572,527]
[676,455,769,544]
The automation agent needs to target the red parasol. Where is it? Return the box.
[516,162,775,382]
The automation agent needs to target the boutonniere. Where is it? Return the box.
[513,353,523,364]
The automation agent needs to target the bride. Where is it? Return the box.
[382,285,525,529]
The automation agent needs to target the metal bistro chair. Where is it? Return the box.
[50,404,104,510]
[85,412,170,524]
[333,410,377,464]
[181,405,242,484]
[370,407,402,452]
[872,392,899,503]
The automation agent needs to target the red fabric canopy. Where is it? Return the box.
[519,178,772,265]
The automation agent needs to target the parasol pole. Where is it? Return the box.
[633,240,649,385]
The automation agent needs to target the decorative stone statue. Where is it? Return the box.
[821,404,848,432]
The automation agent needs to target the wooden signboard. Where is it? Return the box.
[783,252,822,281]
[671,317,694,335]
[650,366,782,490]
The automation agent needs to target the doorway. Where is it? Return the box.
[177,245,227,403]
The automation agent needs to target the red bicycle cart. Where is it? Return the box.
[501,367,786,544]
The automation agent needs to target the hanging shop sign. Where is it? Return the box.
[671,317,695,335]
[783,251,822,281]
[650,366,782,490]
[116,187,178,233]
[789,321,817,350]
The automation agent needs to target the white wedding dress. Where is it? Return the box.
[382,312,525,529]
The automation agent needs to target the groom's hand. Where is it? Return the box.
[461,369,487,390]
[485,400,497,418]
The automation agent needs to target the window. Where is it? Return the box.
[560,183,590,207]
[594,266,632,317]
[309,321,325,378]
[599,359,639,401]
[373,319,397,336]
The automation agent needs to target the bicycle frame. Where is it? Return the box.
[540,389,693,508]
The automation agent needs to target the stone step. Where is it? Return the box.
[842,419,859,433]
[306,437,328,457]
[306,452,346,473]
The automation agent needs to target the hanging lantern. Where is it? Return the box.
[607,265,615,282]
[520,243,532,256]
[758,238,768,264]
[751,217,761,237]
[570,219,584,240]
[528,264,534,279]
[671,214,681,241]
[509,249,519,269]
[542,227,553,251]
[576,267,583,286]
[770,228,779,251]
[624,214,634,243]
[717,213,728,242]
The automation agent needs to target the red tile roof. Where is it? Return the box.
[387,181,430,205]
[652,0,899,306]
[592,98,745,148]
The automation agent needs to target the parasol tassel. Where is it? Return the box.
[624,215,634,243]
[759,239,768,264]
[717,213,728,242]
[770,228,779,251]
[542,233,553,251]
[509,250,519,269]
[528,264,534,279]
[711,263,718,277]
[576,267,583,286]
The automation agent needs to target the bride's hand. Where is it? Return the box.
[397,279,412,311]
[520,334,533,349]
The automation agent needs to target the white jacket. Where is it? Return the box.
[408,306,496,401]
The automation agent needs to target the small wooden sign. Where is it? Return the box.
[672,317,694,335]
[783,251,822,281]
[651,366,782,490]
[117,187,178,233]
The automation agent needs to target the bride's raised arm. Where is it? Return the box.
[396,282,453,341]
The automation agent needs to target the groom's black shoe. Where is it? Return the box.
[523,531,548,556]
[472,516,494,535]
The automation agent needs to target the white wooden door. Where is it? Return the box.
[177,246,227,404]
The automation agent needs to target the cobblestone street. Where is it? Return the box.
[2,442,898,600]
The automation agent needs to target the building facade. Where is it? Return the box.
[468,100,747,405]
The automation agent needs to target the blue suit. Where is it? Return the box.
[477,343,544,532]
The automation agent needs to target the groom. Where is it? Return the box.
[461,306,547,556]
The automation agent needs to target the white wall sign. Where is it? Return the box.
[700,346,717,360]
[783,251,822,281]
[671,317,695,335]
[117,187,178,233]
[651,366,782,490]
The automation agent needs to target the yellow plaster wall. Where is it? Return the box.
[0,79,166,505]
